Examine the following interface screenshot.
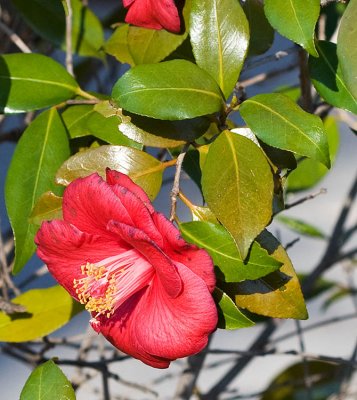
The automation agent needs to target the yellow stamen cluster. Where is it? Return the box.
[73,262,118,318]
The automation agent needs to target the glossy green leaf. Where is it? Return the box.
[310,41,357,114]
[190,206,218,223]
[20,360,76,400]
[287,116,339,192]
[243,0,274,56]
[337,0,357,101]
[190,0,249,98]
[5,109,70,274]
[104,24,135,65]
[0,286,83,342]
[56,145,163,200]
[213,288,254,329]
[261,361,342,400]
[0,53,79,113]
[277,215,326,239]
[111,60,224,120]
[264,0,319,56]
[61,105,141,147]
[180,222,282,282]
[202,131,274,259]
[29,192,63,225]
[12,0,104,57]
[240,93,331,168]
[234,230,308,319]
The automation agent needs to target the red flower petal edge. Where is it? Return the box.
[35,169,217,368]
[123,0,181,33]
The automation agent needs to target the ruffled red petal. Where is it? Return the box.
[153,212,216,292]
[35,220,126,299]
[62,174,133,240]
[97,262,217,367]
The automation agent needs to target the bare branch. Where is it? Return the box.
[0,20,31,53]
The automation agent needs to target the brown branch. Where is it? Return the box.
[0,20,31,53]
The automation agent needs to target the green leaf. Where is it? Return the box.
[233,230,308,319]
[5,109,70,274]
[213,288,254,330]
[337,0,357,101]
[12,0,104,58]
[20,360,76,400]
[61,105,141,147]
[29,192,63,226]
[309,41,357,114]
[180,222,282,282]
[277,215,326,239]
[190,0,249,98]
[287,115,339,192]
[104,24,135,65]
[119,113,210,148]
[56,145,163,200]
[243,0,274,56]
[261,361,342,400]
[190,206,218,223]
[111,60,224,120]
[0,286,83,342]
[0,53,79,113]
[202,131,274,259]
[240,93,331,168]
[264,0,319,56]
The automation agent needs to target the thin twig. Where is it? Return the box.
[169,143,190,221]
[63,0,74,76]
[285,188,327,210]
[0,20,31,53]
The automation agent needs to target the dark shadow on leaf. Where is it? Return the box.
[0,56,11,113]
[9,312,33,321]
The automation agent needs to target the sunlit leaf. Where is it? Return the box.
[5,109,70,274]
[29,192,63,225]
[264,0,319,56]
[20,360,76,400]
[213,288,254,329]
[276,215,326,239]
[202,131,274,259]
[233,230,308,319]
[0,54,79,113]
[0,286,83,342]
[111,60,224,120]
[56,145,164,200]
[287,116,339,192]
[180,221,282,282]
[310,41,357,114]
[240,93,331,168]
[337,0,357,101]
[190,0,249,98]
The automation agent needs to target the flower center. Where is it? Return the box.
[73,249,154,321]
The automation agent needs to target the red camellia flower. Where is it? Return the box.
[35,169,217,368]
[123,0,181,33]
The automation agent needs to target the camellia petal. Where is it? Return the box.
[123,0,181,33]
[35,171,217,368]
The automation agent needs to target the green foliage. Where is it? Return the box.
[55,145,164,200]
[20,360,76,400]
[202,131,274,259]
[190,0,249,98]
[180,221,282,282]
[276,215,326,239]
[0,54,79,113]
[337,0,357,101]
[264,0,319,56]
[213,288,254,329]
[5,109,70,274]
[0,286,83,342]
[240,93,331,168]
[310,41,357,114]
[111,59,224,120]
[12,0,104,57]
